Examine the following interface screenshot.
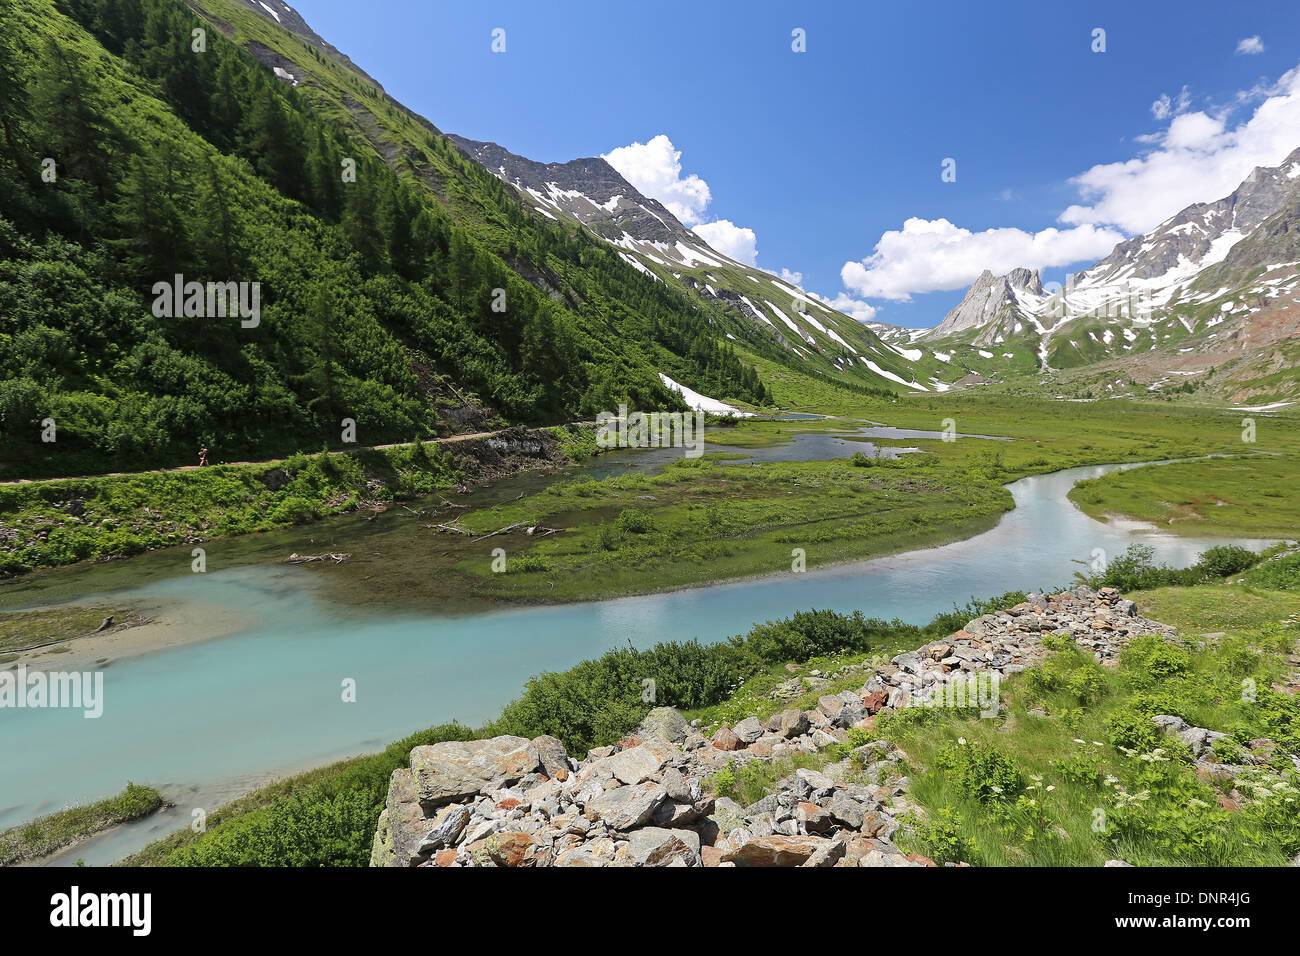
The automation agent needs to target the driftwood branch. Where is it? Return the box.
[472,522,524,543]
[286,552,351,564]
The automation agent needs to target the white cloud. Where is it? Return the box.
[1060,63,1300,233]
[812,291,878,322]
[602,135,711,225]
[840,218,1123,301]
[838,62,1300,304]
[604,134,765,267]
[779,268,804,285]
[1236,36,1265,55]
[1151,85,1191,120]
[691,219,758,265]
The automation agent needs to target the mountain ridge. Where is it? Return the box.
[881,148,1300,400]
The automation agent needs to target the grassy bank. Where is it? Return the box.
[875,394,1300,463]
[432,394,1300,603]
[449,453,1013,602]
[6,396,1293,590]
[0,784,162,866]
[1068,454,1300,536]
[0,433,582,576]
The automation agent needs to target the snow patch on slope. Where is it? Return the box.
[658,373,752,416]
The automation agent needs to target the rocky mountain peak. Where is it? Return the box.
[1077,146,1300,288]
[925,267,1039,339]
[1006,267,1044,296]
[447,135,692,246]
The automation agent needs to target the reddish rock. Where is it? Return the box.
[701,845,725,867]
[723,835,833,867]
[468,832,542,867]
[712,725,743,751]
[840,837,877,867]
[906,852,937,867]
[861,690,888,714]
[861,810,895,837]
[1215,794,1239,812]
[433,849,458,867]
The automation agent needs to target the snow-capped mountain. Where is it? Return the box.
[952,147,1300,339]
[1081,148,1300,286]
[449,137,946,392]
[448,136,693,246]
[904,147,1300,395]
[924,267,1044,341]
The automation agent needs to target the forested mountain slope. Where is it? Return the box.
[0,0,770,477]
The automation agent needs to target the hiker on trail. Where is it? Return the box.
[199,447,209,467]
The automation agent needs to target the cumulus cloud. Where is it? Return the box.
[812,291,878,322]
[840,218,1123,301]
[841,62,1300,302]
[604,134,766,267]
[1060,63,1300,233]
[691,219,758,265]
[602,135,712,225]
[1236,36,1265,55]
[779,268,804,285]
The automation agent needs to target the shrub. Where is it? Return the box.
[925,591,1028,636]
[1196,545,1257,579]
[899,806,979,865]
[1041,632,1075,651]
[507,552,551,574]
[1078,542,1263,592]
[935,740,1023,804]
[614,508,654,534]
[1067,666,1106,705]
[1107,709,1161,751]
[1056,750,1104,787]
[1121,636,1191,689]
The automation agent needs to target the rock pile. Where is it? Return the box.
[369,586,1173,867]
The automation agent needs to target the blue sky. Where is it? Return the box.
[294,0,1300,328]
